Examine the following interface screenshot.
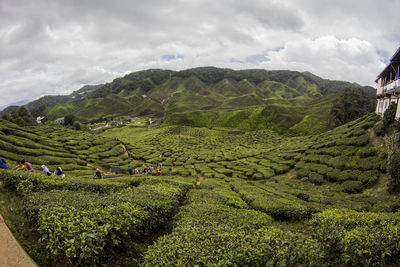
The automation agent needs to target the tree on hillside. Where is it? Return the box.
[383,102,397,130]
[31,104,46,117]
[389,151,400,194]
[329,88,376,127]
[64,114,75,126]
[2,106,32,126]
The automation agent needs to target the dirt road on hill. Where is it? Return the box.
[0,215,37,266]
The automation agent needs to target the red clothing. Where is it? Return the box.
[157,171,161,176]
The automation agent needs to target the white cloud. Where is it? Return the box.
[0,0,398,108]
[261,36,386,85]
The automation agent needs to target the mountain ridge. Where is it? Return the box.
[1,67,376,135]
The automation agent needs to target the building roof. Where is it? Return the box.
[376,47,400,82]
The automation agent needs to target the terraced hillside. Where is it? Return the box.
[0,113,399,266]
[0,119,130,176]
[13,68,375,135]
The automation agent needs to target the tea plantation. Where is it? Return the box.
[0,113,399,266]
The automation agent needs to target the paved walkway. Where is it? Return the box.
[0,214,37,267]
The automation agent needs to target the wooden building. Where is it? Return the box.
[376,47,400,118]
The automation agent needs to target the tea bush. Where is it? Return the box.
[342,180,363,194]
[311,209,400,266]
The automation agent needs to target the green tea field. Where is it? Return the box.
[0,113,399,266]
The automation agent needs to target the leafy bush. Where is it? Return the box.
[296,168,310,179]
[358,170,379,185]
[389,151,400,193]
[311,209,400,266]
[308,172,324,185]
[338,169,361,183]
[356,147,376,157]
[383,101,397,130]
[342,181,363,194]
[296,192,310,201]
[38,203,148,264]
[326,169,340,182]
[143,225,323,266]
[373,122,385,136]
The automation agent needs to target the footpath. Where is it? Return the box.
[0,214,37,267]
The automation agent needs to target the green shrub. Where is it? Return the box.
[326,169,341,182]
[373,122,385,136]
[389,151,400,193]
[308,172,324,185]
[383,102,397,130]
[328,156,348,170]
[258,168,275,179]
[311,209,400,266]
[296,168,310,179]
[358,170,379,185]
[342,181,363,194]
[143,225,324,266]
[356,147,376,157]
[296,192,310,201]
[338,169,361,183]
[271,164,290,174]
[38,203,148,264]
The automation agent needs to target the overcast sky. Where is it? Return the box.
[0,0,399,109]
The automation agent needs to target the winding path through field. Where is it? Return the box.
[0,215,37,267]
[196,173,204,186]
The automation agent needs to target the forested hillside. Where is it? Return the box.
[4,68,375,135]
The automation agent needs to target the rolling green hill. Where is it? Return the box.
[3,67,376,135]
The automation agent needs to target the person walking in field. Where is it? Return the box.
[0,158,7,169]
[127,166,133,175]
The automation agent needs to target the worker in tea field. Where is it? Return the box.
[21,159,35,172]
[41,165,52,176]
[12,160,28,171]
[53,167,65,178]
[0,158,7,169]
[157,169,162,176]
[127,166,133,175]
[93,168,103,179]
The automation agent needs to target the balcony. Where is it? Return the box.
[378,79,400,95]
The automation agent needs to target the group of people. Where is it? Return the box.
[127,165,162,176]
[0,158,66,178]
[1,157,163,179]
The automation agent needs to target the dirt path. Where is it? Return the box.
[368,128,387,148]
[0,215,37,267]
[286,168,296,179]
[196,174,205,186]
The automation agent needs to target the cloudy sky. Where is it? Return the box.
[0,0,399,109]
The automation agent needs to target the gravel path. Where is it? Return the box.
[0,214,37,267]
